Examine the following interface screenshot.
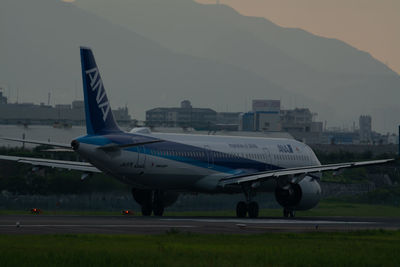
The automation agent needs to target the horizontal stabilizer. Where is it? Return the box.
[0,137,71,148]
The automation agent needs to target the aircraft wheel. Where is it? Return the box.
[289,210,296,218]
[283,208,295,218]
[153,190,165,216]
[141,204,152,216]
[153,203,164,216]
[283,208,289,218]
[236,201,247,218]
[248,201,259,218]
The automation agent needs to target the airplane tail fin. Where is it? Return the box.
[80,47,121,135]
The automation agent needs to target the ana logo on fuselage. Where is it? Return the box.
[277,144,293,153]
[86,67,110,122]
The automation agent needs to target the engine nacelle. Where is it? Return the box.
[275,177,321,211]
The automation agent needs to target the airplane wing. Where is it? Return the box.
[0,155,101,173]
[218,159,394,186]
[0,137,71,148]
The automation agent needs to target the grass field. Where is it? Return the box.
[1,201,399,217]
[0,230,399,266]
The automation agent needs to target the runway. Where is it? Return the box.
[1,215,399,234]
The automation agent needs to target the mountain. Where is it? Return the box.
[1,0,320,122]
[75,0,400,133]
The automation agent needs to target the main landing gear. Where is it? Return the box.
[132,189,165,216]
[283,208,296,218]
[236,185,259,218]
[235,184,297,219]
[236,201,259,218]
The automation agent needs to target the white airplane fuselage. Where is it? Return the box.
[75,131,321,194]
[0,47,392,217]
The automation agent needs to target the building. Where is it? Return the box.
[281,108,316,132]
[387,133,398,145]
[255,112,282,131]
[359,115,372,144]
[0,92,132,125]
[0,90,7,104]
[215,112,241,131]
[216,112,240,125]
[239,112,255,131]
[146,100,217,130]
[112,107,131,122]
[325,131,359,145]
[280,108,324,144]
[252,100,281,131]
[281,108,323,133]
[239,100,281,132]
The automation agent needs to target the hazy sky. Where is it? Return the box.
[197,0,400,75]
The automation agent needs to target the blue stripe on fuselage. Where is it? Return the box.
[76,133,281,174]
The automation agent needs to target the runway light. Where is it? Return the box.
[122,210,134,215]
[30,208,42,214]
[236,224,247,229]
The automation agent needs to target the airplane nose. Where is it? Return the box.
[71,140,80,151]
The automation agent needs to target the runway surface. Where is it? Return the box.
[1,215,399,234]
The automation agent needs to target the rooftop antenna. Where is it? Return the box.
[47,91,51,105]
[74,80,78,100]
[6,85,10,100]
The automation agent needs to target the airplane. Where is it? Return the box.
[0,47,393,218]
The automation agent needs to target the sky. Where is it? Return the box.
[197,0,400,75]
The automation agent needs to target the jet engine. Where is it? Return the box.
[274,177,321,211]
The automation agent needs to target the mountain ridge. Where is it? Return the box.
[1,0,324,122]
[74,0,400,133]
